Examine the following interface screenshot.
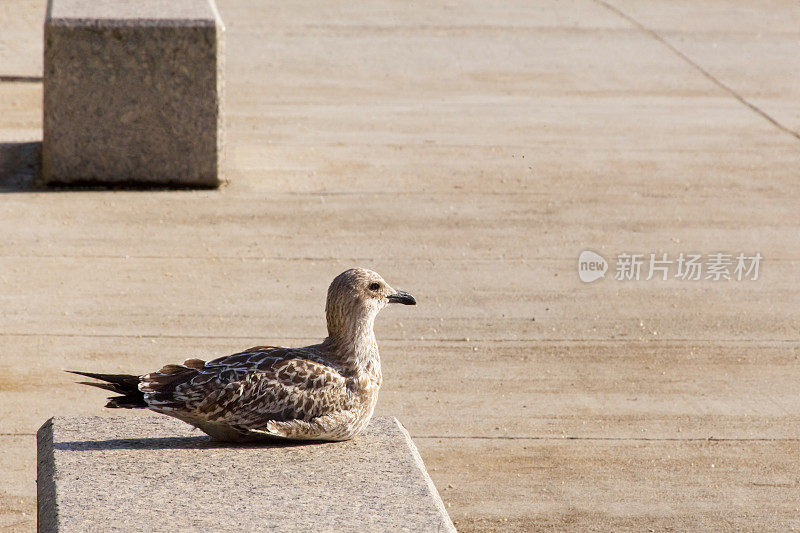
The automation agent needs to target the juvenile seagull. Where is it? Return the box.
[70,268,416,442]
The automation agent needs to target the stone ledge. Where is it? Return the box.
[37,416,455,532]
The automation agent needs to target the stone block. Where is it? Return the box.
[37,416,455,532]
[42,0,225,187]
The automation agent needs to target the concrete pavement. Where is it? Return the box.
[1,0,799,530]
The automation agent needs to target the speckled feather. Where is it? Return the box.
[71,268,416,442]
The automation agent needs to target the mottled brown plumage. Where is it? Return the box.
[70,268,416,442]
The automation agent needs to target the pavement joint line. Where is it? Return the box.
[213,142,796,152]
[2,254,800,261]
[0,189,795,197]
[0,75,42,83]
[595,0,800,142]
[0,255,547,261]
[2,332,800,345]
[414,436,800,442]
[0,433,35,436]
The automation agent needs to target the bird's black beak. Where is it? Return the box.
[387,290,416,305]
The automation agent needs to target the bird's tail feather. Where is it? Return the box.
[67,370,147,409]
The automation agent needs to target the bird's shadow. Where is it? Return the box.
[54,435,327,451]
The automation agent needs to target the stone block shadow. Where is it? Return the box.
[0,141,43,192]
[0,141,220,192]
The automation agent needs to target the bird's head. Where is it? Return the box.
[325,268,415,339]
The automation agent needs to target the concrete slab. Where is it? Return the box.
[0,2,44,79]
[604,0,800,133]
[2,0,800,531]
[37,416,455,532]
[42,0,224,186]
[419,437,800,531]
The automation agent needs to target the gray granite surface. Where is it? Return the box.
[37,416,455,532]
[42,0,224,187]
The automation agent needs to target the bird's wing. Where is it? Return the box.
[145,357,356,432]
[139,346,309,407]
[195,358,356,430]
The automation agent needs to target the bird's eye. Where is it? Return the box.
[369,282,381,291]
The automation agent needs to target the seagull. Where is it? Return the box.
[69,268,416,442]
